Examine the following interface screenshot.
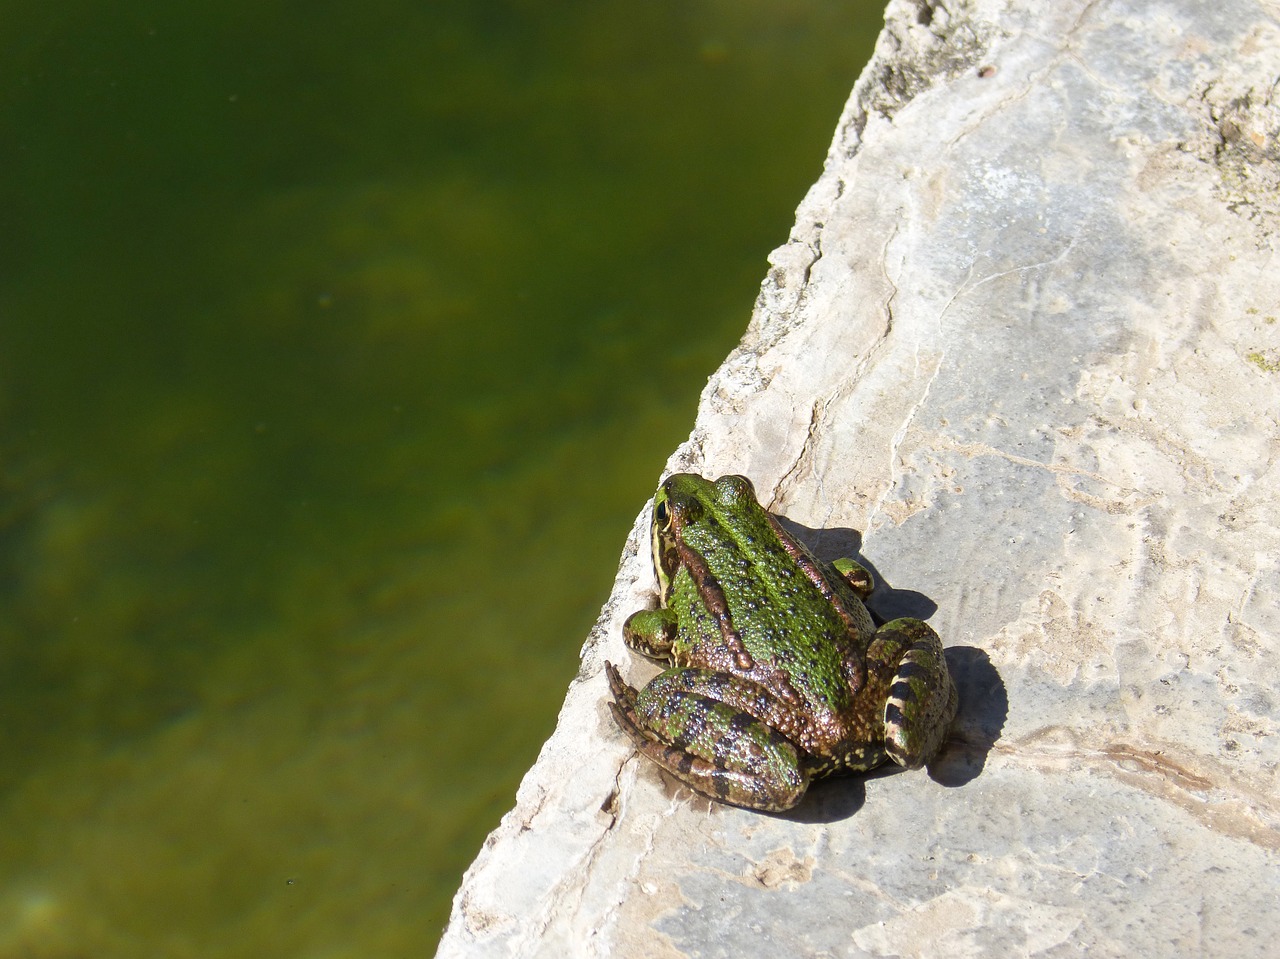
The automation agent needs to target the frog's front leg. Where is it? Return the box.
[866,618,958,769]
[831,557,875,601]
[605,662,809,812]
[621,608,678,662]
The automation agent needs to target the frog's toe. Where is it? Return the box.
[604,660,635,705]
[878,619,959,769]
[607,698,652,749]
[606,662,649,738]
[832,557,875,601]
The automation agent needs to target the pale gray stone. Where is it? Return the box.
[436,0,1280,955]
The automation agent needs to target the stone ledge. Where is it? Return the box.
[437,1,1280,955]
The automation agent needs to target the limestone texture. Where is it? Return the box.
[437,0,1280,955]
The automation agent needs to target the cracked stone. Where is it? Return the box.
[436,1,1280,956]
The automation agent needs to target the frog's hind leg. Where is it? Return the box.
[604,663,809,812]
[870,619,959,769]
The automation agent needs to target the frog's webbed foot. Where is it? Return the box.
[604,662,809,812]
[868,619,959,769]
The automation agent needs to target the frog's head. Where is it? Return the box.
[650,473,759,602]
[649,481,683,604]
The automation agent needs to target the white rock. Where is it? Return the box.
[437,0,1280,955]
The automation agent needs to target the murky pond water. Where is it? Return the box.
[0,1,882,953]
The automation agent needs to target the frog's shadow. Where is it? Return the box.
[769,517,1009,825]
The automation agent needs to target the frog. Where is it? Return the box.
[605,473,958,812]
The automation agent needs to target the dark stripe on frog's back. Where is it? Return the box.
[667,566,742,673]
[671,541,757,672]
[675,501,862,714]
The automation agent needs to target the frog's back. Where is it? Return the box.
[679,492,870,713]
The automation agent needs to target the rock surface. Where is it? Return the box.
[436,0,1280,955]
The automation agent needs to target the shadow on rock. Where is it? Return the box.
[928,645,1006,788]
[775,771,870,824]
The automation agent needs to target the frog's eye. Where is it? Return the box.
[654,498,670,527]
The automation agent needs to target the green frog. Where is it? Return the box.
[606,473,958,812]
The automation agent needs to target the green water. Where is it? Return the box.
[0,1,882,953]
